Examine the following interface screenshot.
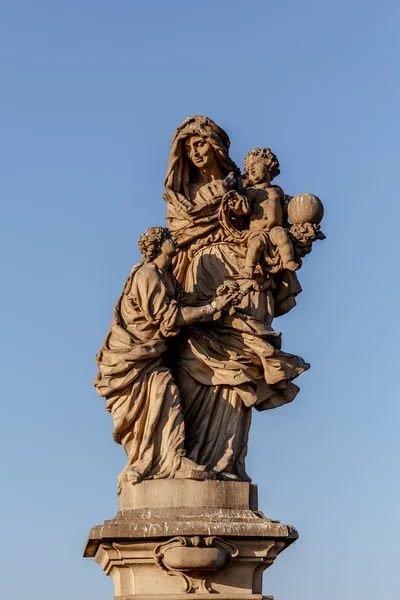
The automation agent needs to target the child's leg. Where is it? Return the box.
[244,234,265,277]
[269,227,298,270]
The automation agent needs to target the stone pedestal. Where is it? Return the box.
[84,480,298,600]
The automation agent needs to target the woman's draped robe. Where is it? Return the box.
[94,262,185,483]
[168,180,308,480]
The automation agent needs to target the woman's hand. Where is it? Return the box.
[213,291,237,312]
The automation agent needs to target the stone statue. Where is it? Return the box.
[95,226,237,487]
[86,116,326,599]
[242,147,298,276]
[95,115,324,487]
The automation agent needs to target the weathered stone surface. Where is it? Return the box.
[118,479,258,511]
[85,507,296,552]
[84,481,296,598]
[85,481,296,557]
[91,538,282,599]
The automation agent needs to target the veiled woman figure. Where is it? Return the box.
[164,116,309,481]
[95,226,235,486]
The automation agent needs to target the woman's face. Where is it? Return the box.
[184,135,216,169]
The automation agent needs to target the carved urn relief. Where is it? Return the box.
[154,536,239,593]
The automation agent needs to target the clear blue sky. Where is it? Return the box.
[1,1,399,599]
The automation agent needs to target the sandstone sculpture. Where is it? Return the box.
[86,115,325,600]
[94,226,236,488]
[242,147,298,276]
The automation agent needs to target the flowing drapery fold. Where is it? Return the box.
[95,262,185,482]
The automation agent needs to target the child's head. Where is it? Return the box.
[243,148,280,185]
[138,227,177,262]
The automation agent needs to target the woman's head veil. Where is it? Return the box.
[164,115,239,207]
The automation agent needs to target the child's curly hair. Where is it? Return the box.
[138,226,171,262]
[243,147,280,180]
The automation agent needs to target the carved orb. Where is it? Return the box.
[287,193,324,225]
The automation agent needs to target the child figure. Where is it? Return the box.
[243,147,298,278]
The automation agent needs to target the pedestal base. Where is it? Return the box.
[84,480,297,599]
